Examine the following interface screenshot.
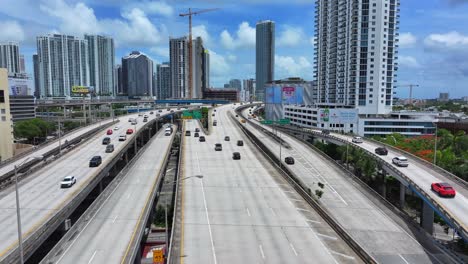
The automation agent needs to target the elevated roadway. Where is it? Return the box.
[175,105,362,263]
[43,125,176,264]
[238,107,455,263]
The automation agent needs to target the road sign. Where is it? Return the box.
[277,119,290,125]
[182,110,202,120]
[261,120,273,125]
[153,248,164,264]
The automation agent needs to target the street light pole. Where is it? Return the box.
[279,131,282,169]
[14,165,24,264]
[433,122,438,165]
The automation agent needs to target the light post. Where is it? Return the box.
[433,122,438,165]
[14,155,43,264]
[279,131,283,169]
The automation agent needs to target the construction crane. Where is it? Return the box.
[395,84,419,105]
[179,8,219,99]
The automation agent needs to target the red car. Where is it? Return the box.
[431,182,456,198]
[106,129,113,135]
[126,129,134,135]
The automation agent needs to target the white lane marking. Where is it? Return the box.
[126,193,131,199]
[166,168,174,172]
[305,219,321,224]
[259,245,265,259]
[195,150,202,174]
[317,233,338,240]
[246,208,251,217]
[289,198,302,202]
[112,215,118,223]
[329,250,355,260]
[296,207,312,212]
[304,226,339,264]
[289,243,298,256]
[283,190,294,193]
[88,250,97,264]
[269,207,276,215]
[279,189,294,206]
[399,254,410,264]
[200,179,217,264]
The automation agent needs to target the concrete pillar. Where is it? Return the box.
[134,138,138,154]
[381,171,387,199]
[400,183,406,209]
[421,201,434,235]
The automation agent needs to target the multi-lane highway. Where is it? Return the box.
[0,108,177,262]
[48,124,176,264]
[177,105,361,264]
[237,107,453,263]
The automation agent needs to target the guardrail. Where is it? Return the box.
[234,106,377,263]
[273,125,468,243]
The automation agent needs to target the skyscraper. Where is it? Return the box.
[121,51,153,97]
[202,49,210,91]
[192,37,206,99]
[0,42,20,75]
[114,64,123,95]
[243,78,255,100]
[33,54,40,97]
[229,79,242,91]
[19,54,25,73]
[85,35,115,96]
[169,36,189,99]
[36,34,89,98]
[157,62,171,99]
[256,20,275,102]
[314,0,399,115]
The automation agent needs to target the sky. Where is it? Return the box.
[0,0,467,99]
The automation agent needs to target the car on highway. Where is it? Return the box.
[392,156,409,167]
[232,152,241,160]
[107,129,113,135]
[114,126,120,130]
[89,156,102,167]
[128,118,134,122]
[199,136,206,142]
[144,114,149,118]
[195,128,200,132]
[213,121,217,126]
[375,147,388,156]
[131,120,138,125]
[105,144,114,153]
[431,182,456,198]
[170,110,174,113]
[241,119,246,123]
[119,135,127,141]
[225,136,230,141]
[352,136,363,143]
[194,132,199,137]
[159,109,163,112]
[102,137,111,145]
[214,109,217,112]
[235,114,239,117]
[185,131,191,136]
[126,129,134,135]
[156,114,160,117]
[143,118,148,122]
[177,107,181,110]
[138,113,143,117]
[215,143,222,151]
[322,130,330,135]
[285,157,295,165]
[212,113,215,116]
[237,140,244,146]
[60,176,76,188]
[150,111,154,114]
[166,108,170,111]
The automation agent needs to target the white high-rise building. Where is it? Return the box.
[314,0,400,115]
[85,35,115,97]
[36,34,89,98]
[0,42,20,75]
[256,20,275,102]
[169,36,189,99]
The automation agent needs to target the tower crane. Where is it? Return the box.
[179,8,219,99]
[395,84,419,105]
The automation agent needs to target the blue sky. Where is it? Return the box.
[0,0,467,99]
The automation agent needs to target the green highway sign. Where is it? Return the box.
[182,110,202,120]
[277,119,290,125]
[261,120,273,125]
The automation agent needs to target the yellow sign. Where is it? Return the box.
[152,248,164,263]
[71,86,90,94]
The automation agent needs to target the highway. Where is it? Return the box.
[178,105,361,264]
[238,108,450,263]
[50,125,176,264]
[0,108,177,262]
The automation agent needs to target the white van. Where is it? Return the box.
[165,127,172,136]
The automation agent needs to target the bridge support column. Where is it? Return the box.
[134,138,138,154]
[421,201,434,235]
[399,183,406,209]
[381,171,387,199]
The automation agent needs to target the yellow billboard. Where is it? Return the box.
[71,86,90,94]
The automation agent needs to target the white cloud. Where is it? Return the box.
[220,22,255,49]
[309,37,314,46]
[193,25,211,45]
[208,50,230,76]
[150,46,169,57]
[0,20,25,42]
[144,1,174,17]
[277,27,304,47]
[424,31,468,49]
[275,55,312,77]
[398,32,417,48]
[399,55,421,68]
[227,54,237,62]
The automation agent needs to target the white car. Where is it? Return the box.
[392,156,409,167]
[114,126,120,130]
[119,135,127,141]
[61,176,76,188]
[352,136,363,143]
[144,114,149,118]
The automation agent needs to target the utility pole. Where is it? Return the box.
[395,84,419,105]
[433,122,438,165]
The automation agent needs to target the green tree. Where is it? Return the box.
[14,118,55,141]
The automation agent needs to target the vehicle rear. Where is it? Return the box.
[215,143,222,151]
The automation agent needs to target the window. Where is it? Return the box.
[0,109,4,114]
[0,91,4,103]
[1,116,5,121]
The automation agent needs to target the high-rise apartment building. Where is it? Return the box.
[229,79,242,91]
[157,62,171,99]
[0,42,20,75]
[33,54,40,97]
[203,49,210,91]
[19,54,25,73]
[0,69,14,161]
[314,0,400,115]
[243,78,255,100]
[169,36,189,99]
[192,37,206,99]
[121,51,153,97]
[114,64,123,95]
[256,20,275,102]
[85,35,115,96]
[36,34,89,98]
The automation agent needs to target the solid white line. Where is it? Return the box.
[289,243,298,256]
[289,198,302,202]
[126,193,131,199]
[200,180,217,264]
[112,215,118,223]
[305,219,321,224]
[399,254,410,264]
[329,250,355,260]
[259,245,265,259]
[88,250,97,264]
[246,208,251,217]
[317,233,338,240]
[296,207,312,212]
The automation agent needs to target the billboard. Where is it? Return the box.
[319,108,358,123]
[71,86,91,94]
[8,77,33,96]
[282,86,304,104]
[265,86,281,103]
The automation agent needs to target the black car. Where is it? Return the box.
[143,118,148,122]
[194,132,200,137]
[375,147,388,156]
[185,131,191,136]
[105,144,114,153]
[322,130,330,135]
[102,137,111,145]
[195,128,200,132]
[89,156,102,167]
[224,136,230,141]
[150,111,154,114]
[199,136,206,142]
[215,143,222,151]
[213,121,217,126]
[285,156,295,165]
[232,152,241,160]
[237,140,244,146]
[212,113,215,116]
